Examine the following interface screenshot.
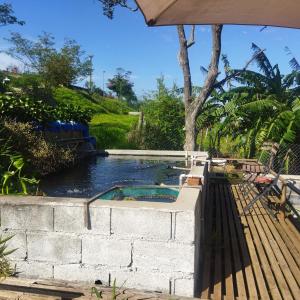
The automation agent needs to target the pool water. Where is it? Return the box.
[96,186,179,203]
[41,156,187,198]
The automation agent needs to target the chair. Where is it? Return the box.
[242,149,291,217]
[239,142,279,196]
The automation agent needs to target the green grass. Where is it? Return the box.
[90,113,139,149]
[53,87,131,115]
[53,87,138,149]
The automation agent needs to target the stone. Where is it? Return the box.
[54,264,109,283]
[82,237,132,267]
[134,240,194,273]
[111,208,171,240]
[175,211,195,242]
[27,233,81,263]
[54,206,111,234]
[174,278,194,297]
[15,261,53,279]
[1,205,53,231]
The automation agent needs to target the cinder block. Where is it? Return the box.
[134,240,194,273]
[15,261,53,279]
[0,231,27,260]
[111,208,171,240]
[1,205,53,231]
[54,206,85,232]
[110,270,170,293]
[27,233,81,263]
[82,237,131,267]
[54,264,109,283]
[175,211,195,242]
[174,278,194,297]
[54,206,110,234]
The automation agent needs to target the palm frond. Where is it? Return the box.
[251,43,274,78]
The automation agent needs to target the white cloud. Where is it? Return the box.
[0,53,24,71]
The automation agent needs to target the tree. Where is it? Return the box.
[141,77,185,150]
[212,44,300,158]
[107,68,137,106]
[97,1,223,150]
[6,32,92,87]
[0,3,24,27]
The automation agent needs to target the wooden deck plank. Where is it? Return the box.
[232,185,270,300]
[252,196,300,298]
[226,184,258,299]
[246,190,300,298]
[223,184,247,298]
[235,188,284,300]
[199,182,300,300]
[219,184,235,299]
[200,183,215,299]
[213,184,223,299]
[238,187,294,299]
[274,220,300,268]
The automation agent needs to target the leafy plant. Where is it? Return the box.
[0,94,92,124]
[91,287,103,299]
[1,154,39,195]
[2,120,76,176]
[0,235,16,280]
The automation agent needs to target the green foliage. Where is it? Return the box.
[53,87,131,115]
[98,0,134,19]
[2,120,76,176]
[107,68,137,107]
[6,32,91,87]
[0,94,92,124]
[139,78,185,150]
[90,113,138,149]
[0,3,24,26]
[0,126,39,195]
[10,73,53,104]
[199,44,300,158]
[0,235,16,280]
[91,287,103,298]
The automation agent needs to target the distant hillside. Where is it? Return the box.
[53,87,139,149]
[53,87,131,115]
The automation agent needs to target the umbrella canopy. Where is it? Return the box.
[135,0,300,28]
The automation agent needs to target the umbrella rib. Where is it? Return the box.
[149,0,179,25]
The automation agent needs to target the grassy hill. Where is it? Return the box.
[53,87,139,149]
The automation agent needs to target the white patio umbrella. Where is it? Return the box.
[135,0,300,28]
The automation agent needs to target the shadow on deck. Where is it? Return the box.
[199,180,300,299]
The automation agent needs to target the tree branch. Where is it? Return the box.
[193,24,223,115]
[213,48,266,89]
[187,25,195,48]
[177,25,193,107]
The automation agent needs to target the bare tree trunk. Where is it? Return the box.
[177,24,223,151]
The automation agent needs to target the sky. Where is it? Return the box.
[1,0,300,97]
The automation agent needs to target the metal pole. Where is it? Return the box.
[88,55,93,93]
[102,70,105,94]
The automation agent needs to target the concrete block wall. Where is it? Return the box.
[0,186,202,297]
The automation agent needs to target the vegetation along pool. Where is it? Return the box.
[41,156,187,198]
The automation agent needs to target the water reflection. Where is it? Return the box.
[40,156,186,198]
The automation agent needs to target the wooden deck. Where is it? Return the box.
[199,182,300,300]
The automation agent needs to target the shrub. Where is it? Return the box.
[0,94,92,124]
[2,120,76,176]
[141,94,185,150]
[0,235,15,280]
[0,125,38,195]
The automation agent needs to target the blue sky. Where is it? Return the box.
[1,0,300,97]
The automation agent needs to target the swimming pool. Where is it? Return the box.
[41,156,187,197]
[94,185,179,203]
